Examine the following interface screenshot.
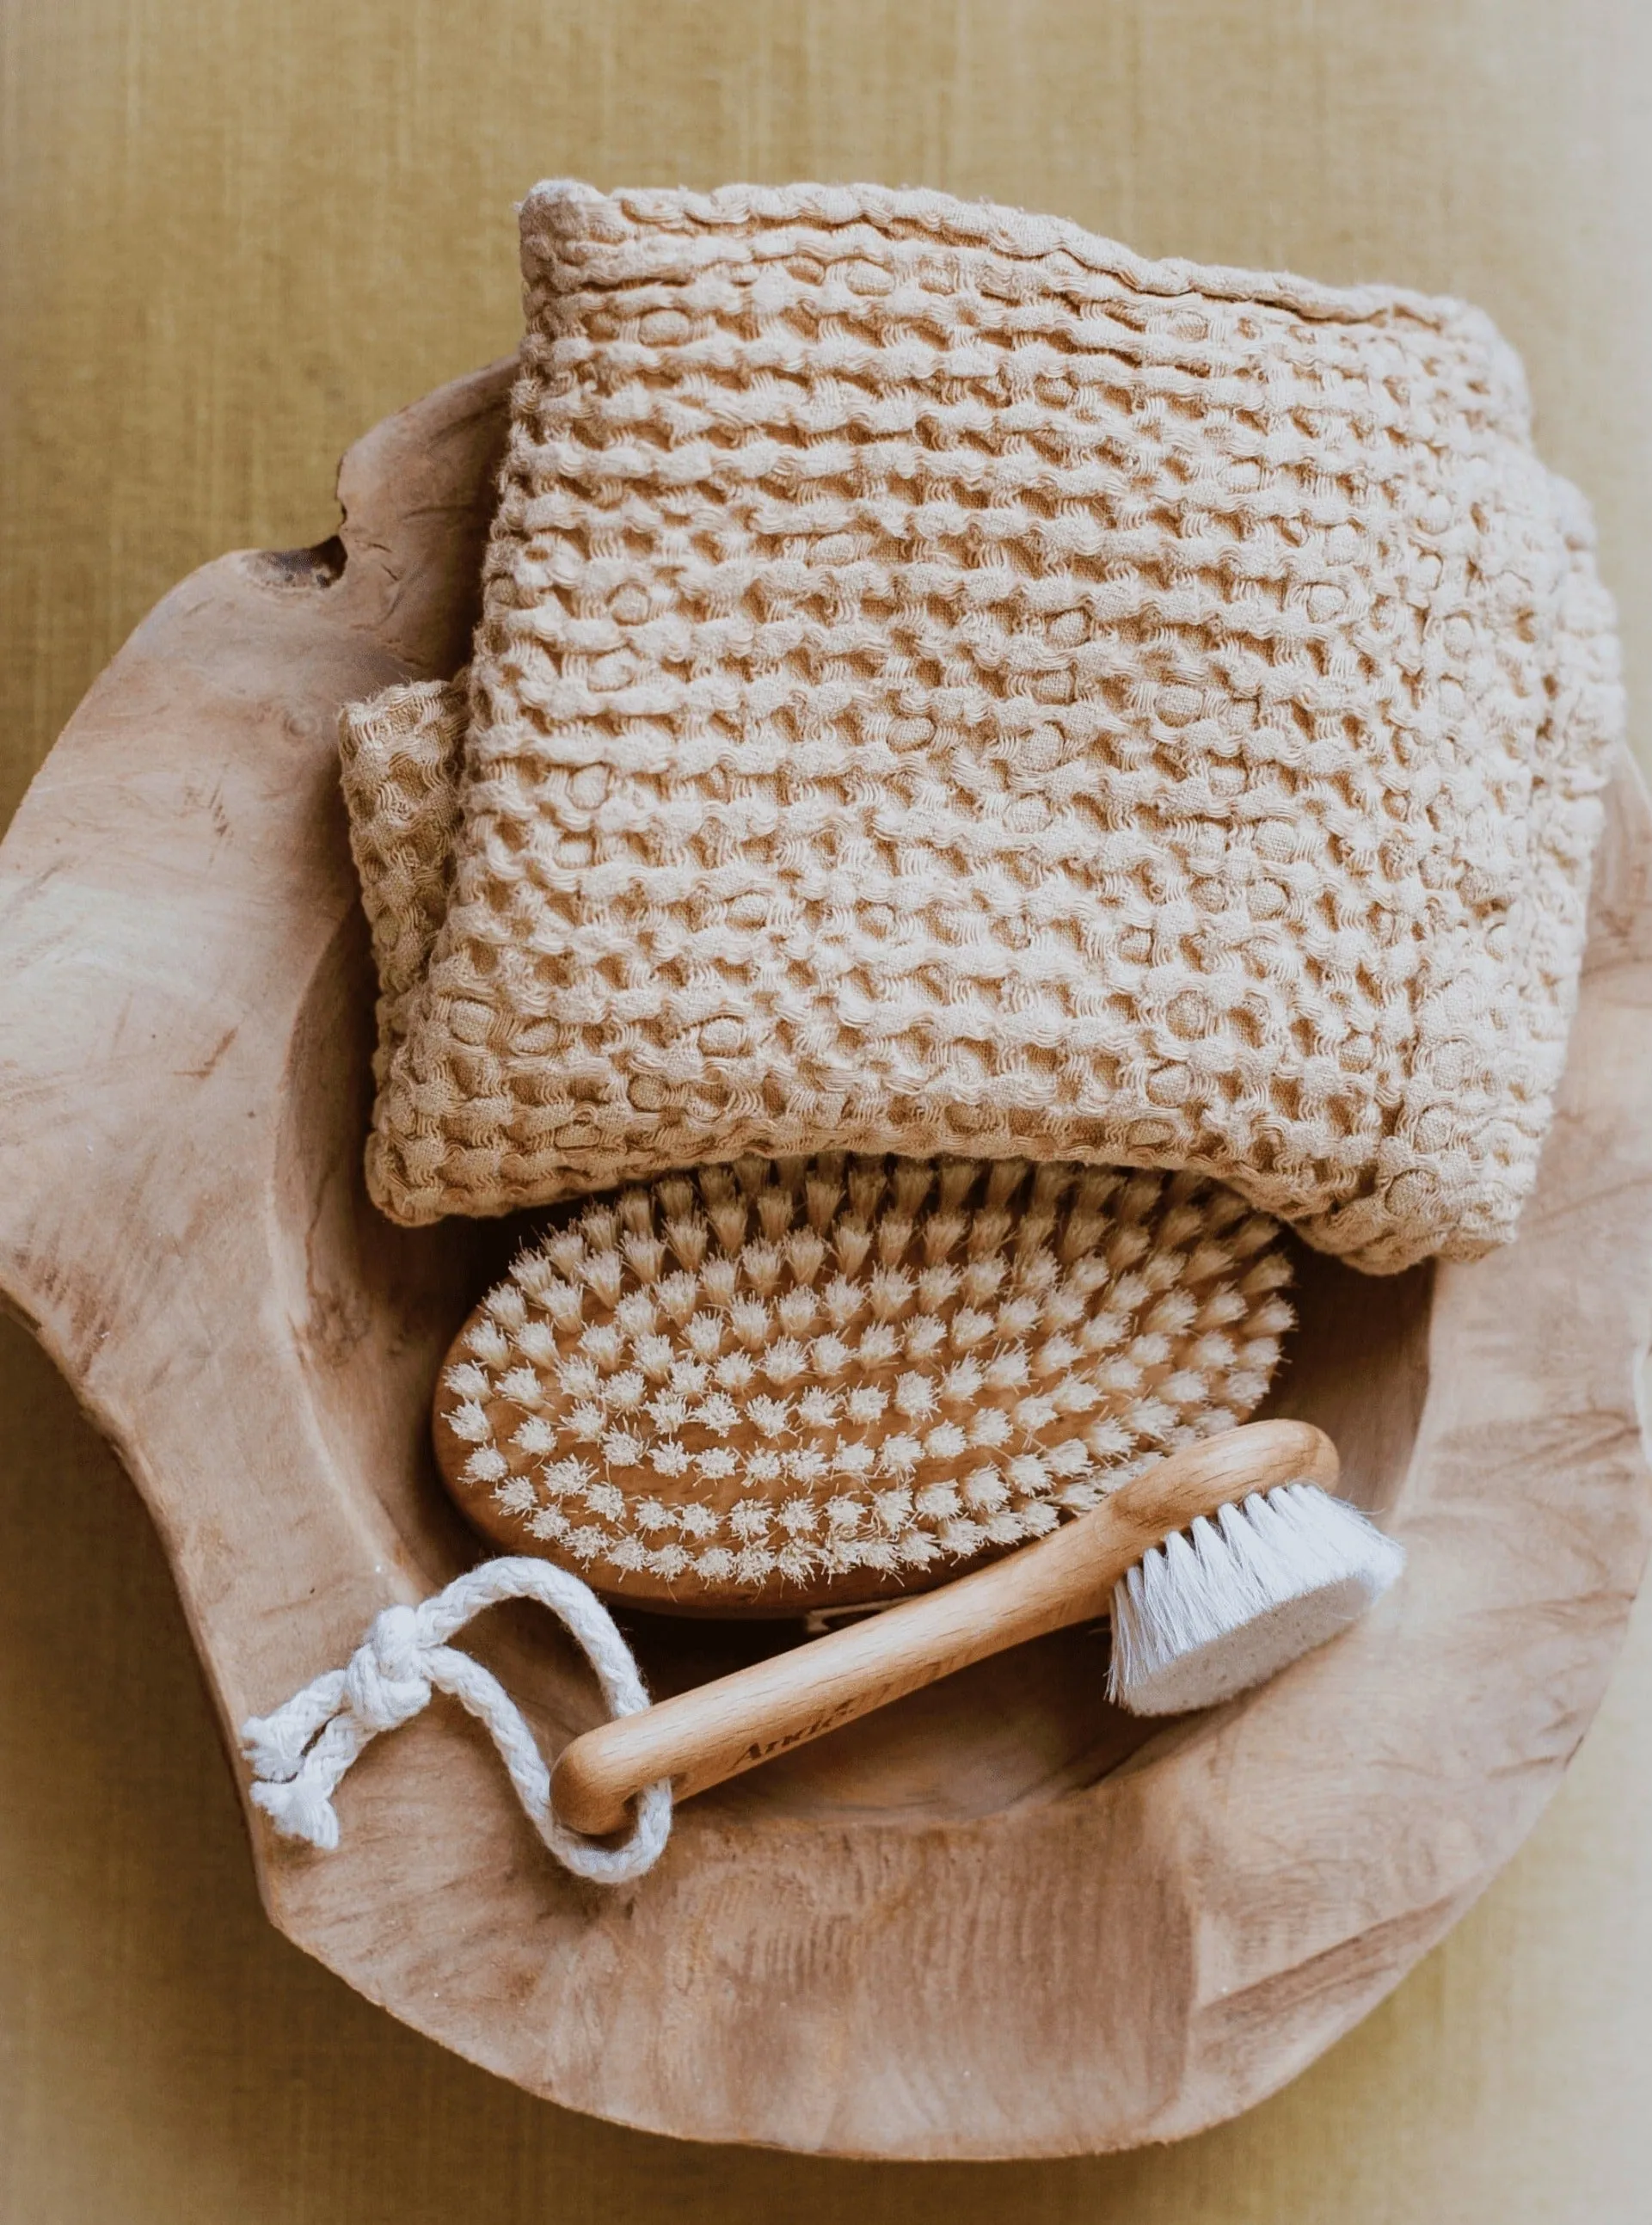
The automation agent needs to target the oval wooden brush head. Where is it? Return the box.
[433,1156,1293,1615]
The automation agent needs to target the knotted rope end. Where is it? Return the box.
[249,1771,341,1852]
[236,1558,671,1884]
[239,1710,311,1783]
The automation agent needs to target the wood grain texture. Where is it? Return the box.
[4,0,1652,2214]
[2,356,1649,2159]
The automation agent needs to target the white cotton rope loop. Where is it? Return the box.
[239,1557,672,1885]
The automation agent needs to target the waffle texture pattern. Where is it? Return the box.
[343,181,1622,1274]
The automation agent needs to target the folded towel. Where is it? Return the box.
[341,180,1621,1273]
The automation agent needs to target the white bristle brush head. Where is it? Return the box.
[1107,1484,1403,1715]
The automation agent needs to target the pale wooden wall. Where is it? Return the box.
[3,3,1651,2217]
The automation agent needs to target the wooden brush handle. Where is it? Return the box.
[551,1419,1337,1837]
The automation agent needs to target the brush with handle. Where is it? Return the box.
[242,1417,1399,1883]
[551,1417,1399,1836]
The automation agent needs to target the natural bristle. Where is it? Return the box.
[1107,1483,1403,1715]
[435,1155,1296,1611]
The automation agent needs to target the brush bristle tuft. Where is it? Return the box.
[439,1156,1296,1607]
[1107,1483,1403,1715]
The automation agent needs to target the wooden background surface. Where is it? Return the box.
[3,1,1651,2216]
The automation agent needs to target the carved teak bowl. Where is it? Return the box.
[2,363,1650,2160]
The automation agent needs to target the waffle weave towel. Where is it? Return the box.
[341,180,1621,1274]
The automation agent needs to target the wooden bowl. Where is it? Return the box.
[2,362,1649,2160]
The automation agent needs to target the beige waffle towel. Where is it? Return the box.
[341,181,1621,1273]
